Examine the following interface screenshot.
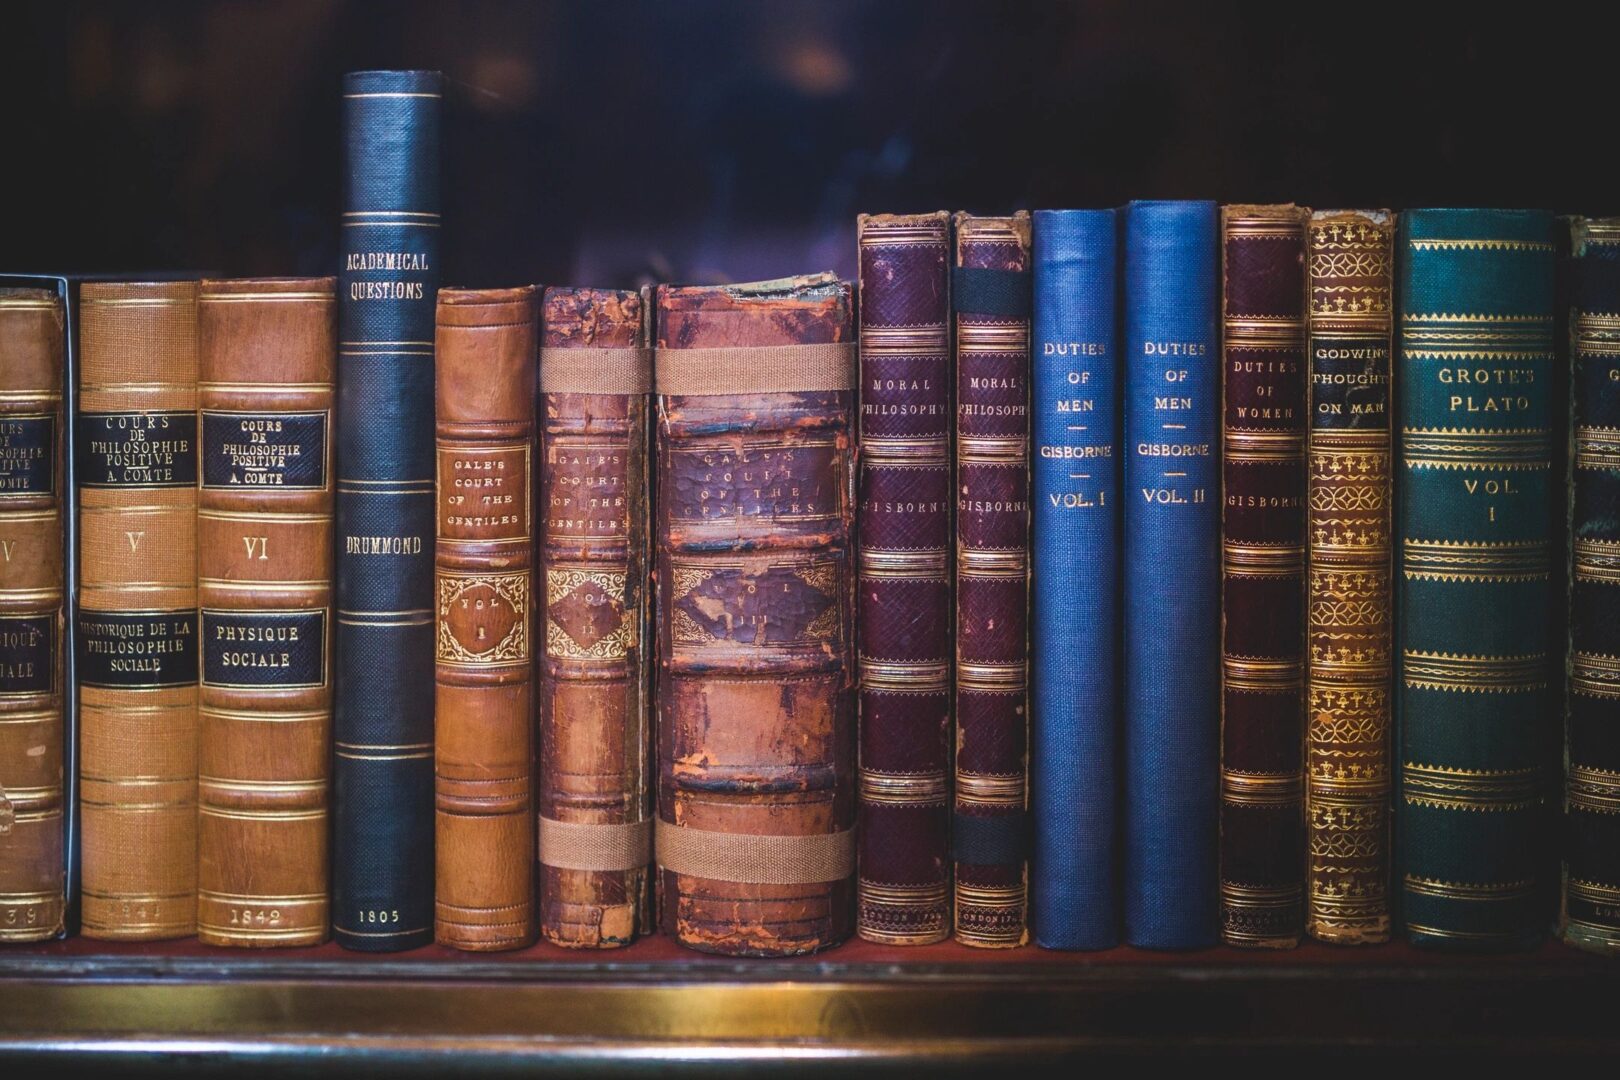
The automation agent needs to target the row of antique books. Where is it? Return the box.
[1,70,1615,957]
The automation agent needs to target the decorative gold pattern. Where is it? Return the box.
[435,572,529,665]
[1402,762,1541,812]
[1401,650,1547,694]
[544,568,631,662]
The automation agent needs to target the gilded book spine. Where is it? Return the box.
[1565,217,1620,954]
[1219,204,1309,948]
[1305,211,1394,945]
[0,287,66,941]
[655,274,856,957]
[196,278,335,947]
[1397,209,1555,950]
[434,287,537,951]
[334,69,441,951]
[952,211,1031,949]
[77,281,199,941]
[537,287,653,949]
[855,212,953,945]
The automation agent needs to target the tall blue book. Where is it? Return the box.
[1121,200,1220,949]
[1397,208,1555,950]
[1030,209,1120,949]
[333,70,441,951]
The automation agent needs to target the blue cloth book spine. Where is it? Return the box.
[1030,209,1120,949]
[1121,200,1220,949]
[333,70,441,952]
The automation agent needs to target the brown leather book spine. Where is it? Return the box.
[1219,204,1310,948]
[0,288,66,941]
[537,287,653,948]
[434,286,538,951]
[655,274,856,956]
[953,212,1032,949]
[78,280,199,941]
[855,212,954,945]
[196,278,335,947]
[1305,210,1393,944]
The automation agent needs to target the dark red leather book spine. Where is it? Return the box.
[952,212,1031,949]
[1219,204,1310,948]
[856,212,953,945]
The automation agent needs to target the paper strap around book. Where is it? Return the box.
[654,342,855,396]
[539,347,652,395]
[655,819,855,884]
[538,817,652,873]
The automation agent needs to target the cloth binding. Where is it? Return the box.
[654,342,855,396]
[538,817,651,873]
[539,347,652,395]
[655,819,854,884]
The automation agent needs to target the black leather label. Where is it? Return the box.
[77,411,197,488]
[201,609,327,689]
[0,415,56,497]
[0,614,54,695]
[77,609,198,688]
[201,411,328,490]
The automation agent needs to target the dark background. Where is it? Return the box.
[2,1,1612,287]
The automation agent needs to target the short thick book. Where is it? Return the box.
[953,212,1032,949]
[1565,216,1620,954]
[1219,204,1309,949]
[1121,201,1220,949]
[654,274,856,957]
[196,278,335,947]
[0,287,66,941]
[537,287,653,949]
[333,69,441,951]
[1397,208,1556,950]
[1305,210,1394,945]
[434,287,537,951]
[1030,209,1118,950]
[855,212,953,946]
[77,280,200,941]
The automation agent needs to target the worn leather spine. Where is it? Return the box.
[196,278,335,947]
[77,281,200,940]
[1564,217,1620,954]
[537,288,653,949]
[952,212,1031,949]
[1305,211,1394,945]
[334,69,441,951]
[1121,201,1220,949]
[855,212,953,945]
[434,287,537,951]
[655,275,856,956]
[1219,204,1309,949]
[0,287,66,941]
[1029,209,1119,949]
[1397,209,1555,950]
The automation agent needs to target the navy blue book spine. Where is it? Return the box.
[1030,209,1120,949]
[333,69,441,952]
[1121,200,1220,949]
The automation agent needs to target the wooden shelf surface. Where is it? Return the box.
[1,935,1617,1070]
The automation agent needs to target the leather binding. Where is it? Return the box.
[196,278,335,947]
[0,287,66,941]
[1564,217,1620,954]
[1305,211,1394,945]
[1029,209,1118,949]
[952,212,1031,949]
[654,274,856,956]
[537,287,653,949]
[855,212,953,946]
[77,280,199,940]
[334,69,441,952]
[433,287,538,951]
[1397,209,1556,950]
[1121,201,1220,949]
[1219,204,1309,949]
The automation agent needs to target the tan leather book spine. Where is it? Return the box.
[537,287,652,948]
[0,287,66,941]
[196,278,335,947]
[78,280,199,941]
[434,286,538,951]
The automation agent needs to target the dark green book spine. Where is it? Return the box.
[1397,209,1556,950]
